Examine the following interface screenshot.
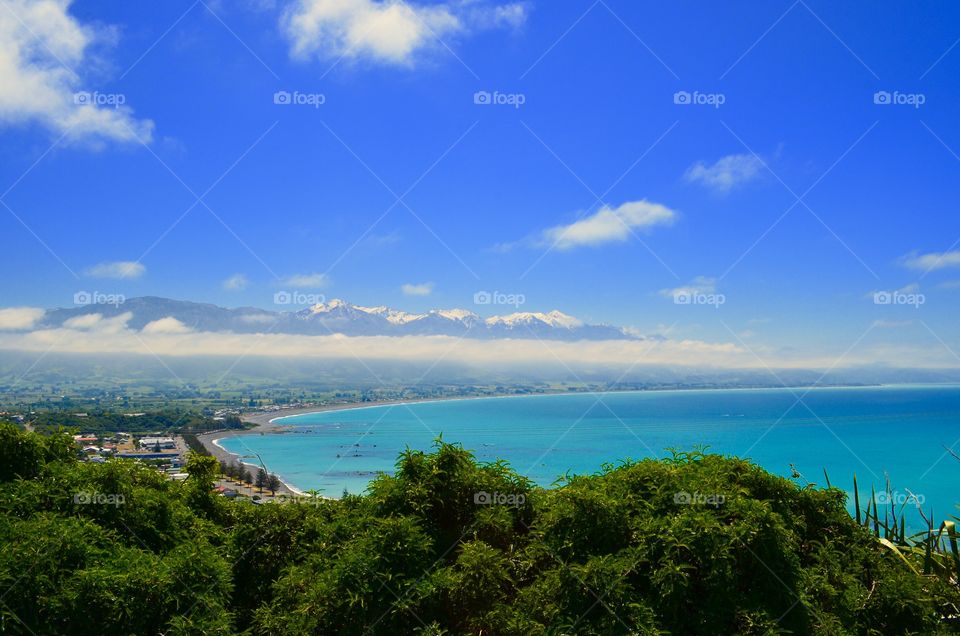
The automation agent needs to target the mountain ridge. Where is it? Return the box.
[40,296,638,341]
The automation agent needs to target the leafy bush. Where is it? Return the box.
[0,424,957,634]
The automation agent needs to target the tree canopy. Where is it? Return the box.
[0,423,956,635]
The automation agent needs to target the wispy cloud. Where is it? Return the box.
[537,200,677,250]
[281,273,328,287]
[222,274,249,291]
[659,276,717,299]
[0,0,154,144]
[401,282,433,296]
[84,261,145,279]
[282,0,527,66]
[901,250,960,272]
[685,153,763,193]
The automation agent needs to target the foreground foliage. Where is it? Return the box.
[0,424,957,635]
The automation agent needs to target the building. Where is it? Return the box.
[138,437,176,450]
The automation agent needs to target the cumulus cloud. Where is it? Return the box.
[901,250,960,272]
[223,273,249,291]
[401,282,433,296]
[142,317,192,334]
[685,153,763,193]
[281,272,328,287]
[0,307,44,330]
[539,200,677,250]
[282,0,527,66]
[0,0,154,144]
[84,261,145,279]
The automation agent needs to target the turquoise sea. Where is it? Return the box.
[219,385,960,528]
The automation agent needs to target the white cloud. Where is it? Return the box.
[902,251,960,272]
[401,282,433,296]
[223,273,249,291]
[84,261,145,279]
[0,0,154,144]
[6,322,960,369]
[282,0,526,66]
[281,272,328,287]
[142,317,192,334]
[0,307,44,330]
[659,276,717,299]
[540,200,677,250]
[62,312,131,333]
[685,153,763,193]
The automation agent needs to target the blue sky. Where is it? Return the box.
[2,0,960,365]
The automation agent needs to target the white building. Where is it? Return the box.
[138,437,176,450]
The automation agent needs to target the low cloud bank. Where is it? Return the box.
[1,311,958,370]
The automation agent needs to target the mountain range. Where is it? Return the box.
[40,297,638,341]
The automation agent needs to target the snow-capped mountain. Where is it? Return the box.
[39,297,636,341]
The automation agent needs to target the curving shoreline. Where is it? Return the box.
[195,395,511,495]
[195,384,900,496]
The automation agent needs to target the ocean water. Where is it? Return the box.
[219,385,960,529]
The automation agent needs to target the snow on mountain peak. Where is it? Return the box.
[484,311,583,329]
[353,305,422,324]
[309,298,347,313]
[435,308,479,321]
[302,300,591,332]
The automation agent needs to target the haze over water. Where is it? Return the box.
[221,385,960,528]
